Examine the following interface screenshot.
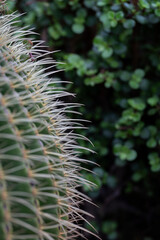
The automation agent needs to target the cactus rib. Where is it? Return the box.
[0,9,97,240]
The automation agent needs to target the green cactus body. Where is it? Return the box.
[0,7,96,240]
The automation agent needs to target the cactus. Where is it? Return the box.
[0,3,96,240]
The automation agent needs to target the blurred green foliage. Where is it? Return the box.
[8,0,160,239]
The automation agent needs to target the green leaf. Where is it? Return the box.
[24,12,36,25]
[128,98,146,111]
[102,221,117,234]
[108,11,115,19]
[105,74,114,88]
[82,173,102,192]
[140,127,150,139]
[116,11,124,20]
[102,48,113,59]
[48,24,66,40]
[77,8,87,18]
[127,149,137,161]
[66,54,87,76]
[129,80,140,89]
[121,108,142,123]
[107,175,117,188]
[148,153,160,172]
[94,36,113,58]
[119,71,131,81]
[93,167,104,177]
[136,15,147,24]
[97,0,108,6]
[85,74,104,86]
[148,126,157,136]
[132,170,147,182]
[123,3,134,10]
[123,19,136,29]
[139,0,150,9]
[147,96,159,106]
[48,26,60,40]
[114,144,137,161]
[110,19,118,27]
[72,23,84,34]
[133,122,144,136]
[147,138,157,148]
[134,69,145,78]
[100,14,110,28]
[129,69,145,89]
[155,8,160,17]
[84,0,96,7]
[67,54,81,64]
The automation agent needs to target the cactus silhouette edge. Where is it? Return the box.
[0,4,98,240]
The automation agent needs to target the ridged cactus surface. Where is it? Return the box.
[0,7,95,240]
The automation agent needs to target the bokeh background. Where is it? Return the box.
[7,0,160,239]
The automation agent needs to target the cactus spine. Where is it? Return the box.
[0,5,96,240]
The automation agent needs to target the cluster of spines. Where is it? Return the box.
[0,10,97,240]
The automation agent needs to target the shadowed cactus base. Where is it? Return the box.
[0,7,97,240]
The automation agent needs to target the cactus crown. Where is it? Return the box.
[0,6,97,240]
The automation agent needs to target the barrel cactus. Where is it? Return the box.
[0,3,96,240]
